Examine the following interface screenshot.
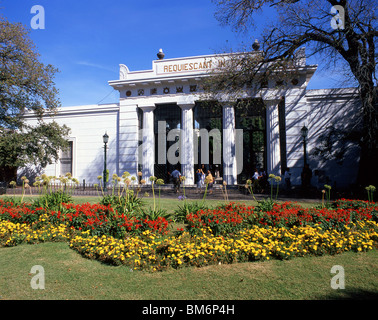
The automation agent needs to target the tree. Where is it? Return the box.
[0,16,70,182]
[208,0,377,186]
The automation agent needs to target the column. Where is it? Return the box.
[265,99,281,176]
[179,103,195,185]
[223,104,237,185]
[139,105,156,183]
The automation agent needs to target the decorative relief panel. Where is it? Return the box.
[163,87,170,94]
[190,85,197,92]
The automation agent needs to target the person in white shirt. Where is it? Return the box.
[252,168,260,181]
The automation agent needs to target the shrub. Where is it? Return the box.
[138,207,172,221]
[100,193,143,216]
[174,201,208,223]
[32,190,73,210]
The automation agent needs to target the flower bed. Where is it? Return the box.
[0,200,48,225]
[0,200,170,238]
[186,201,378,235]
[69,221,378,271]
[0,198,377,271]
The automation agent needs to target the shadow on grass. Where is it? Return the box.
[316,288,378,300]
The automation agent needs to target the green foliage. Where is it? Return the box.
[245,179,257,201]
[100,193,143,216]
[0,196,22,207]
[174,201,209,222]
[0,17,70,169]
[268,174,282,201]
[366,185,376,203]
[138,207,173,221]
[33,190,73,210]
[255,198,275,212]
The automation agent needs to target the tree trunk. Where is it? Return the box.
[356,85,378,187]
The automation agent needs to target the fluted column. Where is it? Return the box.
[223,104,237,185]
[139,105,156,183]
[179,103,195,185]
[265,99,281,176]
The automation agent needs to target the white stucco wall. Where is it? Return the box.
[305,88,361,189]
[20,104,120,184]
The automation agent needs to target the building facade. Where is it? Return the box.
[21,49,361,189]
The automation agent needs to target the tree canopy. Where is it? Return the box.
[209,0,377,185]
[0,16,70,180]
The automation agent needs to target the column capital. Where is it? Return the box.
[138,104,156,112]
[221,103,236,110]
[264,96,285,107]
[217,97,237,108]
[178,103,195,110]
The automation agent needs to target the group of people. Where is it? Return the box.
[169,166,214,194]
[250,168,269,192]
[195,168,214,193]
[170,164,313,195]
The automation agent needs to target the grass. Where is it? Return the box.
[0,242,377,300]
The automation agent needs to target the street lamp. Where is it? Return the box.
[103,132,109,192]
[301,125,308,166]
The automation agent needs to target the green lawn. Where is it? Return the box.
[0,242,376,300]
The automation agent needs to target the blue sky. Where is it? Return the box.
[2,0,348,107]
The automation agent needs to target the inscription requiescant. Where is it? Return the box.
[156,58,225,75]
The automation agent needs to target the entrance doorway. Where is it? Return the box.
[193,101,223,182]
[235,99,267,184]
[154,104,181,183]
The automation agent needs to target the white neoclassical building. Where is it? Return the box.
[22,48,361,189]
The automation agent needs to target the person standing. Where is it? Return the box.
[171,168,181,193]
[252,168,260,181]
[206,170,214,194]
[200,169,205,190]
[196,169,202,193]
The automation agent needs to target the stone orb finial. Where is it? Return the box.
[252,39,260,51]
[157,48,165,60]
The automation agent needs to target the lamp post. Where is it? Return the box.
[301,125,308,166]
[103,132,109,192]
